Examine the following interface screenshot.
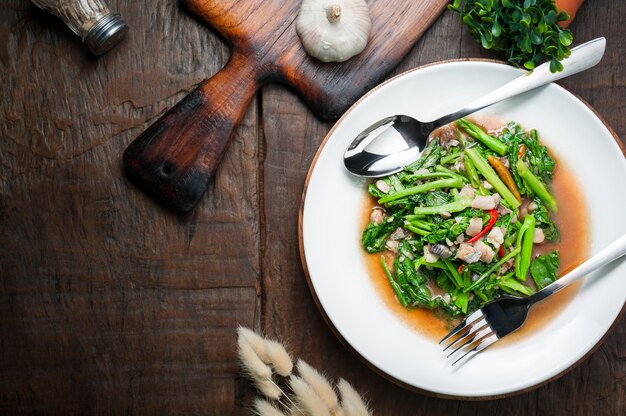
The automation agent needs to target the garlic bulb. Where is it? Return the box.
[296,0,372,63]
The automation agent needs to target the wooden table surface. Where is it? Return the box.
[1,1,624,414]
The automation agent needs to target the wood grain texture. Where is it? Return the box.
[1,1,260,414]
[0,0,624,415]
[123,0,448,211]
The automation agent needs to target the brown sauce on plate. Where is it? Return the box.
[361,123,589,342]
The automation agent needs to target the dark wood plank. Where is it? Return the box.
[261,2,625,416]
[1,1,260,414]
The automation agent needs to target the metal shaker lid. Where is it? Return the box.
[84,13,128,56]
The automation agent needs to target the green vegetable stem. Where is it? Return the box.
[515,214,536,281]
[412,195,473,216]
[516,159,558,212]
[465,148,521,209]
[465,246,520,293]
[378,177,463,204]
[381,257,409,307]
[457,118,508,156]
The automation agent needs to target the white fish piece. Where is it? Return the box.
[438,125,457,146]
[375,180,390,194]
[389,227,406,241]
[386,240,399,253]
[498,204,512,216]
[471,194,500,210]
[500,258,515,274]
[459,185,476,199]
[370,208,385,225]
[466,217,483,237]
[456,242,482,263]
[423,245,440,263]
[474,240,495,263]
[533,228,546,244]
[487,227,504,247]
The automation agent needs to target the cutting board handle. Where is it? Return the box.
[123,53,258,211]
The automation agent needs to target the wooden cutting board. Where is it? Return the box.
[123,0,449,211]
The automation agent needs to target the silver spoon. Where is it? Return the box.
[344,37,606,177]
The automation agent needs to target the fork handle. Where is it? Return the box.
[529,233,626,304]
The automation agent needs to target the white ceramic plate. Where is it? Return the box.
[299,60,626,398]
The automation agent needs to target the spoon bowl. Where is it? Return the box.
[343,115,432,177]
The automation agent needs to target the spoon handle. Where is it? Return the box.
[529,233,626,304]
[434,37,606,127]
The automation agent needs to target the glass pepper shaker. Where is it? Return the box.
[31,0,128,55]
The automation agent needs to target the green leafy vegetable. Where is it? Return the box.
[362,118,562,318]
[532,198,560,242]
[499,273,536,296]
[362,213,404,253]
[499,121,557,198]
[448,0,573,72]
[524,129,556,182]
[404,139,443,171]
[531,250,560,289]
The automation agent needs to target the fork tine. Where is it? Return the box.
[442,320,487,352]
[446,325,493,358]
[439,309,485,345]
[450,333,499,366]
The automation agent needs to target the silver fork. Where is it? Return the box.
[440,233,626,366]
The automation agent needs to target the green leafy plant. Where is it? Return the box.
[530,250,560,289]
[448,0,573,72]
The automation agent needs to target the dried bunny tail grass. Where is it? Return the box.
[238,331,272,380]
[288,408,308,416]
[266,339,294,376]
[256,377,284,400]
[237,331,283,399]
[289,375,332,416]
[238,326,271,363]
[238,326,293,376]
[337,379,371,416]
[253,398,288,416]
[296,360,339,412]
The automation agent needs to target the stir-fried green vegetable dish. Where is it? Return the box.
[363,118,560,317]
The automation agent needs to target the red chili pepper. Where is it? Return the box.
[498,245,504,258]
[457,264,465,274]
[467,210,498,243]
